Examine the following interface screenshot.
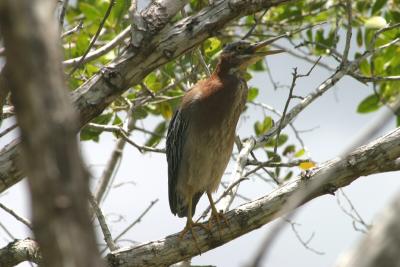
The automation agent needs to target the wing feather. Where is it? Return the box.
[166,109,189,216]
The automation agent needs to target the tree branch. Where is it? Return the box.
[0,239,41,267]
[106,127,400,267]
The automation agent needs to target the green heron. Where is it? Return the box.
[166,39,284,241]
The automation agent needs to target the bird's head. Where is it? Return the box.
[219,40,284,72]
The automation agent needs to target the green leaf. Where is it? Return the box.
[160,102,173,119]
[276,134,288,147]
[359,59,371,75]
[254,117,273,136]
[357,94,381,113]
[112,114,123,126]
[283,145,295,156]
[283,171,293,181]
[80,127,101,142]
[249,60,265,71]
[356,28,363,47]
[371,0,388,15]
[294,148,305,157]
[93,113,113,125]
[145,121,167,147]
[266,150,281,162]
[247,87,259,101]
[79,3,101,21]
[204,37,221,57]
[265,134,288,147]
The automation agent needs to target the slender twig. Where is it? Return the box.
[336,189,371,233]
[68,0,116,76]
[245,159,311,177]
[341,0,352,65]
[242,10,268,40]
[63,26,130,67]
[198,177,249,220]
[0,203,32,229]
[273,68,297,155]
[250,101,306,148]
[86,123,166,153]
[351,74,400,82]
[0,221,15,239]
[61,21,83,39]
[0,123,17,138]
[113,199,159,243]
[287,219,325,255]
[59,0,69,30]
[89,195,119,251]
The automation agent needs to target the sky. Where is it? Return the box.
[1,2,400,267]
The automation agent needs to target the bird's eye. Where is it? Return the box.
[236,45,244,51]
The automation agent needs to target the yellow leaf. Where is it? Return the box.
[299,161,316,170]
[365,16,387,29]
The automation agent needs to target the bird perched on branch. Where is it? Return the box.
[166,39,284,242]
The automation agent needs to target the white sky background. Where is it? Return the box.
[1,2,400,267]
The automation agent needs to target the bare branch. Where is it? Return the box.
[335,191,400,267]
[68,0,116,76]
[0,202,32,229]
[89,195,119,251]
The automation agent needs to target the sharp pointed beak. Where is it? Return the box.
[251,39,285,56]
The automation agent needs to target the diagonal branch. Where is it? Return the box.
[107,127,400,267]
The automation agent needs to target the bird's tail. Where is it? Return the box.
[173,192,203,218]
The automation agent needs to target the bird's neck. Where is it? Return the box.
[213,59,245,78]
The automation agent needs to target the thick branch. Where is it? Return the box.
[0,239,41,266]
[106,127,400,267]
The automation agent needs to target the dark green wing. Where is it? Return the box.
[166,109,189,216]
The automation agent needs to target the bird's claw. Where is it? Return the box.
[179,221,208,254]
[208,210,229,239]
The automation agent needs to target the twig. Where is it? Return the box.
[0,221,14,240]
[273,68,297,155]
[59,0,69,30]
[89,195,119,251]
[198,177,249,221]
[286,219,325,255]
[245,159,311,177]
[61,21,83,39]
[0,123,17,138]
[68,0,116,76]
[336,189,371,233]
[341,0,352,64]
[242,10,268,40]
[63,26,130,67]
[0,203,32,229]
[249,101,305,148]
[86,123,166,153]
[112,199,159,244]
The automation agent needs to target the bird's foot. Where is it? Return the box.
[208,210,229,239]
[179,221,209,254]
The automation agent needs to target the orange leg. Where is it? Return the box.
[179,197,208,253]
[206,192,229,239]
